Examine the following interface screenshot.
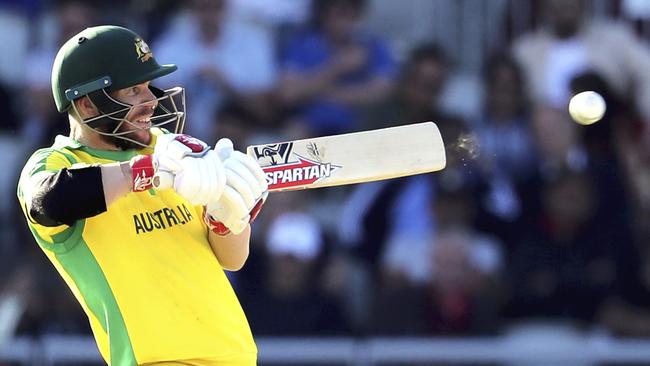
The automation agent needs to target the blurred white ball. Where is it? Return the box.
[568,91,606,125]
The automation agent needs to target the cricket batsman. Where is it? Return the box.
[16,25,267,365]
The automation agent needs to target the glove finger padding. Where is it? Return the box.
[206,150,227,202]
[153,134,211,190]
[204,143,268,235]
[154,134,190,173]
[224,160,257,207]
[207,186,250,235]
[200,155,216,202]
[173,135,209,155]
[154,134,208,171]
[225,156,263,199]
[174,151,226,205]
[174,158,201,204]
[221,185,250,221]
[230,151,268,193]
[215,138,234,161]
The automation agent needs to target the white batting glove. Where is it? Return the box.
[130,134,209,192]
[147,134,227,205]
[173,150,227,205]
[155,134,208,168]
[205,138,268,235]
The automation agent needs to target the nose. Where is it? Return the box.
[141,87,158,112]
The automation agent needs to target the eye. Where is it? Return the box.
[127,86,140,96]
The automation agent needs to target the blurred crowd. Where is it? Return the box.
[1,0,650,344]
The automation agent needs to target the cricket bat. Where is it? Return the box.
[247,121,446,192]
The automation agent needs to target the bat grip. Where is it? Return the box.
[153,170,175,190]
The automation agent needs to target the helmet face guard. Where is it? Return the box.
[53,26,184,149]
[70,85,186,148]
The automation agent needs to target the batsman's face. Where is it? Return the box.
[111,81,158,146]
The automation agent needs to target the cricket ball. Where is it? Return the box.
[568,91,606,125]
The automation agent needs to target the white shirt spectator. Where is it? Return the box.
[153,10,276,139]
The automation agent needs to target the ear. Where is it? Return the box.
[73,96,99,120]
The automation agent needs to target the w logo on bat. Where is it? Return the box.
[252,143,293,165]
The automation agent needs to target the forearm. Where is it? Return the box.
[100,161,132,207]
[208,225,251,271]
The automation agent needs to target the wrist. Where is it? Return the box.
[119,161,133,193]
[120,161,131,181]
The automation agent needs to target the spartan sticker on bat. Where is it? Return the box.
[253,142,341,190]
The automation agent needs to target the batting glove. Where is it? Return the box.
[129,134,209,192]
[205,138,268,235]
[174,150,227,205]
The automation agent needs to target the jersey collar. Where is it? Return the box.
[53,129,162,161]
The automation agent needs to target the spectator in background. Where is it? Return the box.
[23,0,98,149]
[566,73,650,338]
[471,54,540,251]
[278,0,396,137]
[338,43,466,278]
[229,0,310,35]
[338,116,474,335]
[530,99,633,246]
[2,0,96,270]
[9,258,89,337]
[370,185,504,336]
[426,227,503,335]
[213,102,259,149]
[0,0,38,133]
[365,43,450,129]
[613,83,650,247]
[512,0,650,122]
[568,72,633,239]
[239,212,349,336]
[0,0,39,88]
[154,0,276,141]
[1,0,96,260]
[505,170,637,322]
[530,104,587,177]
[568,72,623,160]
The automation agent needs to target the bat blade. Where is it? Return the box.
[247,122,446,192]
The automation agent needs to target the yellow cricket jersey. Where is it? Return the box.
[16,129,257,366]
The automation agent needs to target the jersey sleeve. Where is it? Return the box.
[17,148,85,252]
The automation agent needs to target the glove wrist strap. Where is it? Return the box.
[130,155,156,192]
[204,209,232,236]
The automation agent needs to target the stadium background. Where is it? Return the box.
[1,0,650,365]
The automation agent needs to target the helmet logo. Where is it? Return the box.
[134,38,152,62]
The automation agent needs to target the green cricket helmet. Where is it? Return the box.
[51,25,185,148]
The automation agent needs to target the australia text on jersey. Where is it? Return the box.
[133,203,194,234]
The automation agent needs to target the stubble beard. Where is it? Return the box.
[97,122,151,150]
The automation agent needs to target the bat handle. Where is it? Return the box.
[153,171,174,190]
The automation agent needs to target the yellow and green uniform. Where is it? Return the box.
[16,130,257,366]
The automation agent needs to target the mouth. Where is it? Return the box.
[133,118,152,130]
